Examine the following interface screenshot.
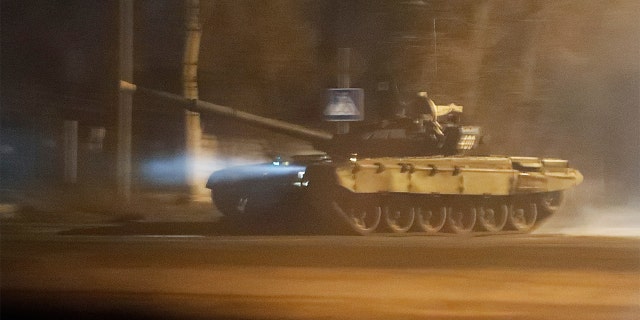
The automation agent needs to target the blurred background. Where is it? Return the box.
[1,0,638,213]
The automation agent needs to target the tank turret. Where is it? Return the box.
[120,81,480,159]
[318,92,478,158]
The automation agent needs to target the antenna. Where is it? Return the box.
[433,18,438,82]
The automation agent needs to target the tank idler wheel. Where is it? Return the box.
[445,205,477,234]
[384,205,415,233]
[476,201,508,233]
[507,200,538,232]
[211,188,249,216]
[332,198,382,235]
[538,191,564,216]
[415,204,447,234]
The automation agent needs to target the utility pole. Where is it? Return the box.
[117,0,133,204]
[63,120,78,184]
[183,0,203,199]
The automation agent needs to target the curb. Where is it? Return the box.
[1,190,220,224]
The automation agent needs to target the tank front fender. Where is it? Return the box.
[304,163,340,189]
[515,169,583,193]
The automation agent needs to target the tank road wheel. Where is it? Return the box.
[332,196,381,235]
[538,191,564,217]
[507,199,538,232]
[445,204,477,234]
[383,204,415,233]
[415,203,447,234]
[476,200,508,233]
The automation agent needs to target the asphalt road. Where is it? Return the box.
[1,218,639,320]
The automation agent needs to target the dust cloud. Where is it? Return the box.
[527,1,640,236]
[536,180,640,237]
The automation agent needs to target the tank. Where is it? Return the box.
[121,81,583,235]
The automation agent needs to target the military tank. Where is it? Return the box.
[120,81,583,235]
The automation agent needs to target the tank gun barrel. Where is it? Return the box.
[119,81,334,142]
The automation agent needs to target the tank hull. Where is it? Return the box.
[208,155,582,235]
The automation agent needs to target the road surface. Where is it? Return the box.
[1,217,639,320]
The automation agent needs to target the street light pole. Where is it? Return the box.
[183,0,203,199]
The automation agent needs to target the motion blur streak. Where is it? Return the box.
[141,155,268,185]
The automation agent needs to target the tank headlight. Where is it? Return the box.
[272,156,289,166]
[349,153,358,163]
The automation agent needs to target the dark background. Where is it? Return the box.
[1,0,638,204]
